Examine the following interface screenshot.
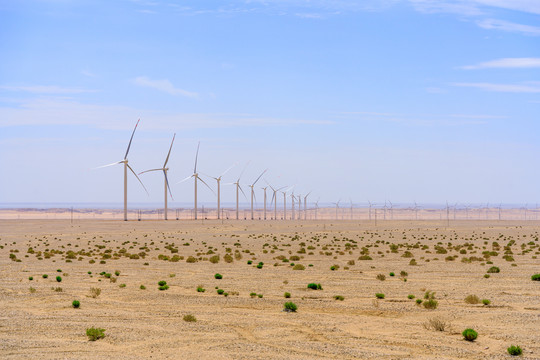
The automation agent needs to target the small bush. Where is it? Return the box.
[89,287,101,298]
[484,274,490,278]
[507,345,523,356]
[376,274,386,281]
[209,255,220,264]
[140,285,146,290]
[72,300,80,308]
[283,302,297,312]
[217,289,224,295]
[464,295,480,304]
[186,256,197,263]
[293,264,305,270]
[334,295,345,301]
[416,299,422,305]
[257,294,263,298]
[42,274,48,279]
[284,292,291,298]
[531,274,540,281]
[487,266,500,273]
[119,283,126,288]
[214,273,223,279]
[389,272,395,277]
[408,294,415,299]
[183,314,197,322]
[423,317,449,332]
[29,287,36,293]
[56,276,62,282]
[158,285,169,291]
[482,299,491,306]
[375,293,385,299]
[114,270,120,276]
[423,299,438,309]
[247,260,252,265]
[86,327,106,341]
[197,286,206,293]
[307,283,322,290]
[400,270,408,277]
[250,292,257,298]
[462,328,478,341]
[158,280,167,286]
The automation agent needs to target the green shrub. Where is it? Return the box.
[247,260,252,264]
[257,294,263,298]
[334,295,345,301]
[283,302,297,312]
[284,292,291,298]
[29,276,33,281]
[214,273,223,279]
[376,274,386,281]
[482,299,491,306]
[217,289,224,295]
[423,299,438,309]
[250,292,257,298]
[72,300,80,308]
[307,283,322,290]
[158,281,169,291]
[115,270,120,276]
[140,285,146,290]
[86,327,106,341]
[42,274,48,279]
[158,280,167,286]
[183,314,197,322]
[186,256,197,263]
[462,328,478,341]
[330,265,339,271]
[56,276,62,282]
[416,299,422,305]
[408,294,415,299]
[256,263,263,269]
[531,274,540,281]
[197,286,206,293]
[507,345,523,356]
[57,269,62,272]
[375,293,385,299]
[119,283,126,288]
[487,266,500,273]
[484,274,490,278]
[293,264,305,270]
[389,272,395,277]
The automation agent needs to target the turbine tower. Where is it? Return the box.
[178,142,213,220]
[139,133,175,220]
[268,183,285,220]
[248,169,267,220]
[96,119,148,221]
[202,163,235,220]
[303,192,311,220]
[230,162,249,220]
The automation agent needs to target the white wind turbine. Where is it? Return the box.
[314,198,320,220]
[201,163,236,220]
[303,191,312,220]
[267,182,286,220]
[96,119,148,221]
[139,133,175,220]
[290,192,296,220]
[248,169,267,220]
[333,199,341,220]
[228,162,249,220]
[177,142,214,220]
[280,186,293,220]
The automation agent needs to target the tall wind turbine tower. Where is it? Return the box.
[202,163,235,220]
[139,133,175,220]
[96,119,148,221]
[248,169,267,220]
[268,183,285,220]
[303,192,311,220]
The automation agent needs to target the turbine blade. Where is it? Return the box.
[238,185,248,201]
[252,169,267,186]
[164,170,174,200]
[220,162,237,177]
[194,141,200,173]
[139,168,162,175]
[93,161,123,169]
[176,175,193,184]
[124,119,140,160]
[270,192,276,206]
[238,160,250,180]
[198,176,216,195]
[127,163,149,195]
[163,133,175,167]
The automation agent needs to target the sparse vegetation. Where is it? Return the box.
[462,328,478,342]
[507,345,523,356]
[214,273,223,279]
[334,295,345,301]
[72,300,80,308]
[375,293,385,299]
[532,274,540,281]
[465,295,480,304]
[284,292,291,298]
[423,317,449,331]
[307,283,322,290]
[183,314,197,322]
[283,302,297,312]
[86,327,106,341]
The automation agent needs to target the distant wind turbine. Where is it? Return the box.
[95,119,148,221]
[229,162,249,220]
[304,192,312,220]
[201,163,236,220]
[139,133,175,220]
[177,142,214,220]
[333,200,341,220]
[267,182,285,220]
[248,169,267,220]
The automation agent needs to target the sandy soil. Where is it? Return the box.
[0,219,539,359]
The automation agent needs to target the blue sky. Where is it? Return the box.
[1,0,539,207]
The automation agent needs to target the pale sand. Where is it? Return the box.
[0,219,539,359]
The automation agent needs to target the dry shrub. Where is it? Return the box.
[423,317,450,332]
[464,294,480,304]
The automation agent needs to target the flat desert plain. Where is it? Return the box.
[1,219,539,359]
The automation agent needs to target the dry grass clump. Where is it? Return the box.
[464,294,480,304]
[89,287,101,298]
[423,317,450,331]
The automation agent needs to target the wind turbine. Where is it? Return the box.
[267,182,285,220]
[202,163,236,220]
[303,192,312,220]
[261,185,268,220]
[248,169,267,220]
[413,201,419,221]
[139,133,175,220]
[333,200,341,220]
[314,198,320,220]
[349,199,353,220]
[229,162,249,220]
[96,119,148,221]
[177,142,213,220]
[290,192,296,220]
[368,200,373,221]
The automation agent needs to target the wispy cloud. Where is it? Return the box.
[336,111,503,125]
[408,0,483,16]
[462,57,540,69]
[477,19,540,36]
[453,82,540,93]
[473,0,540,15]
[133,76,198,98]
[0,97,331,129]
[0,85,95,94]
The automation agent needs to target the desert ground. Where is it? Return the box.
[1,219,539,359]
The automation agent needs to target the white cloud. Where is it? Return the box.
[462,57,540,69]
[408,0,483,15]
[473,0,540,15]
[477,19,540,36]
[0,85,95,94]
[133,76,198,98]
[0,97,330,129]
[453,82,540,93]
